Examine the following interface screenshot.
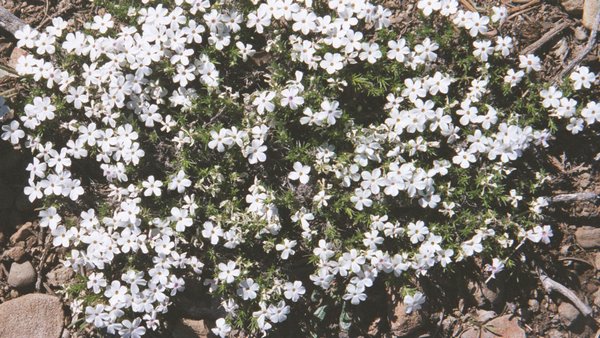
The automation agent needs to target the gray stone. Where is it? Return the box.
[528,299,540,313]
[561,0,584,13]
[46,267,76,287]
[388,302,423,337]
[0,294,64,338]
[558,302,580,327]
[475,310,496,323]
[7,261,36,289]
[593,289,600,307]
[461,315,526,338]
[10,222,33,244]
[583,0,600,30]
[574,226,600,249]
[172,319,209,338]
[4,244,26,262]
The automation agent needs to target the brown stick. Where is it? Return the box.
[0,6,26,36]
[555,10,600,83]
[508,0,540,14]
[520,20,570,55]
[547,192,598,203]
[538,268,593,317]
[508,5,540,20]
[459,0,478,13]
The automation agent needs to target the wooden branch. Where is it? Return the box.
[520,20,570,55]
[555,9,600,83]
[538,268,592,317]
[508,0,540,14]
[0,6,26,36]
[459,0,478,13]
[546,192,599,204]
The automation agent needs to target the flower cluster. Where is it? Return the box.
[2,0,597,336]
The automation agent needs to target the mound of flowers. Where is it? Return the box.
[1,0,598,336]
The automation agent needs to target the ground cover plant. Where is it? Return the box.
[0,0,598,336]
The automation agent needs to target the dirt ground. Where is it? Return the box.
[0,0,598,337]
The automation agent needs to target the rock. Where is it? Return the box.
[574,226,600,249]
[475,310,496,323]
[594,252,600,270]
[367,317,381,336]
[528,299,540,313]
[461,315,526,338]
[47,267,76,287]
[574,26,588,41]
[468,281,501,308]
[10,222,33,243]
[0,294,64,338]
[545,328,567,337]
[8,47,28,70]
[561,0,584,13]
[583,0,600,30]
[388,302,423,337]
[593,289,600,307]
[558,302,580,327]
[172,319,210,338]
[7,261,36,289]
[441,315,458,335]
[4,244,26,262]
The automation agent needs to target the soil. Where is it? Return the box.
[0,0,598,337]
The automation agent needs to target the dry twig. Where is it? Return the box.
[545,192,599,204]
[538,268,592,317]
[520,20,570,55]
[0,6,26,36]
[555,10,600,83]
[508,0,540,14]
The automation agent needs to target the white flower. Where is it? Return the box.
[1,121,25,144]
[342,283,367,305]
[288,162,310,184]
[237,278,260,300]
[403,292,426,313]
[142,176,163,196]
[491,6,508,23]
[283,281,306,302]
[208,129,234,152]
[452,149,476,168]
[417,0,442,16]
[504,68,524,87]
[407,221,429,244]
[359,42,382,64]
[275,239,297,259]
[201,221,223,245]
[350,188,372,211]
[473,40,493,62]
[526,225,553,244]
[252,91,276,115]
[217,261,240,284]
[519,54,541,73]
[280,87,304,110]
[387,38,410,62]
[484,258,505,279]
[320,52,344,74]
[570,66,596,90]
[168,170,192,193]
[211,318,232,338]
[91,14,114,34]
[244,139,268,164]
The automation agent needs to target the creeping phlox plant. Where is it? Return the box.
[1,0,598,336]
